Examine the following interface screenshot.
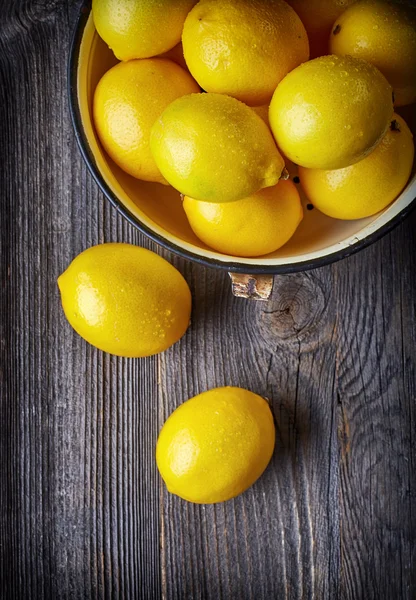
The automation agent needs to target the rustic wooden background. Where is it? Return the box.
[1,1,415,598]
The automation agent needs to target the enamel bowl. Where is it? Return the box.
[68,6,416,284]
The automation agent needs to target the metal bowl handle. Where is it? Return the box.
[228,273,274,301]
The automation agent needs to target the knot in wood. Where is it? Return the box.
[259,273,327,342]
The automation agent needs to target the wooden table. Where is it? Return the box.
[1,1,416,598]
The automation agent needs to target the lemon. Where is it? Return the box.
[287,0,357,58]
[183,180,303,257]
[150,93,285,203]
[181,0,309,106]
[251,104,271,127]
[93,59,200,183]
[269,55,393,170]
[330,0,416,107]
[57,244,192,357]
[156,386,275,504]
[299,114,414,220]
[92,0,197,61]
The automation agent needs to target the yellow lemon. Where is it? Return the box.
[287,0,357,58]
[183,180,303,257]
[150,92,285,203]
[93,59,200,184]
[298,114,414,220]
[57,244,192,357]
[269,54,393,170]
[330,0,416,106]
[92,0,197,61]
[156,387,275,504]
[181,0,309,106]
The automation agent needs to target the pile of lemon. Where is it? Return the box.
[93,0,415,257]
[58,0,416,505]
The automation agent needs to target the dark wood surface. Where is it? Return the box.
[1,1,415,598]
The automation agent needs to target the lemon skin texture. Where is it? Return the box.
[92,0,197,61]
[156,387,276,504]
[299,114,414,220]
[182,0,309,106]
[183,180,303,257]
[287,0,357,58]
[150,92,285,203]
[330,0,416,107]
[93,59,200,184]
[57,244,192,358]
[269,55,393,170]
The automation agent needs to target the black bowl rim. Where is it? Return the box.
[67,3,416,275]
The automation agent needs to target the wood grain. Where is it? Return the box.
[159,263,341,600]
[335,218,416,600]
[0,1,415,599]
[0,2,160,598]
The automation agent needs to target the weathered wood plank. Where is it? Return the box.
[159,212,416,600]
[1,0,415,599]
[335,213,416,600]
[159,262,341,599]
[0,2,161,598]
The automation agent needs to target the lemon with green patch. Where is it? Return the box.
[151,92,285,203]
[269,55,393,170]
